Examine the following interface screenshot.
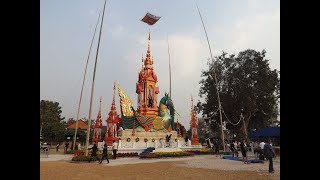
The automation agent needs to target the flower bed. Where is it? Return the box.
[140,151,193,158]
[184,148,215,155]
[66,149,77,154]
[117,152,139,157]
[71,152,112,161]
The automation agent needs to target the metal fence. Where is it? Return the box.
[40,145,51,158]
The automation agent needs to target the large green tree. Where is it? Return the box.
[198,49,280,141]
[40,100,66,142]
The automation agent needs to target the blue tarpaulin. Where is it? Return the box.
[248,127,280,139]
[223,156,263,163]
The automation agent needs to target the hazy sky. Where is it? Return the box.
[40,0,280,129]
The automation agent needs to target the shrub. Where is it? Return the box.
[117,152,139,157]
[140,151,193,158]
[184,149,214,155]
[71,152,112,161]
[66,149,77,154]
[72,155,98,161]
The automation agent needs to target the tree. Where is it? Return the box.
[198,49,280,141]
[40,100,65,125]
[42,122,66,143]
[40,100,66,142]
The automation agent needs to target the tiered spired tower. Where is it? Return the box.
[136,32,159,117]
[92,97,103,145]
[105,82,121,146]
[190,96,199,145]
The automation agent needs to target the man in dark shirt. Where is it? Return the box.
[99,144,109,164]
[64,142,69,153]
[184,136,189,146]
[240,140,248,164]
[230,141,236,157]
[88,143,100,163]
[264,139,275,173]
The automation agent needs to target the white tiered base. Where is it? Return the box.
[116,129,203,154]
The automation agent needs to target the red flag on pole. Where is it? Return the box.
[141,12,161,25]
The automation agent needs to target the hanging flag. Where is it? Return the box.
[141,12,161,25]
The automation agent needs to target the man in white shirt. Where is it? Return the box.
[259,141,265,149]
[112,140,118,159]
[233,141,239,157]
[259,140,266,160]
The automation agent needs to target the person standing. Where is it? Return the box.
[99,144,110,164]
[184,136,189,146]
[112,140,118,159]
[56,143,60,152]
[259,140,266,160]
[240,140,248,164]
[254,141,259,159]
[88,143,100,163]
[214,141,220,157]
[233,141,239,157]
[264,139,275,173]
[230,141,236,157]
[78,142,82,150]
[64,142,69,153]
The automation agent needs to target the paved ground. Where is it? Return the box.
[40,153,280,180]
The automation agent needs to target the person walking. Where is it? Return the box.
[99,144,109,164]
[112,140,118,159]
[64,142,69,153]
[264,139,275,173]
[88,143,100,163]
[56,143,60,152]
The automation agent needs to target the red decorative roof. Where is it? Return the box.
[66,120,88,130]
[106,81,120,124]
[94,111,103,128]
[94,97,103,128]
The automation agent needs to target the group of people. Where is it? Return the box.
[88,140,118,164]
[55,141,83,153]
[55,140,119,165]
[229,139,275,173]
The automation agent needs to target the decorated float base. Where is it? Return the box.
[116,129,202,154]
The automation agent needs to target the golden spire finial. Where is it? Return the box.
[144,32,153,67]
[141,53,144,69]
[112,81,116,103]
[191,95,194,109]
[147,32,151,57]
[99,96,102,112]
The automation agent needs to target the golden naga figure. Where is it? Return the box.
[118,84,134,116]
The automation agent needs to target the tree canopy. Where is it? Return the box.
[40,100,66,142]
[198,49,280,141]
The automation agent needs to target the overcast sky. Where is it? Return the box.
[40,0,280,129]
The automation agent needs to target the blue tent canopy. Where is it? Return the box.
[249,127,280,139]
